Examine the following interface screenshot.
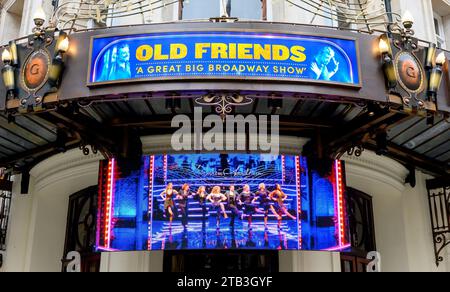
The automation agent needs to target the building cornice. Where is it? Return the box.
[141,134,309,155]
[30,150,102,193]
[343,151,409,192]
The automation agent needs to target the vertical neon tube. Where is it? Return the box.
[147,155,155,250]
[95,162,104,249]
[281,155,286,183]
[105,158,115,249]
[295,156,302,250]
[163,154,168,183]
[103,161,111,248]
[334,160,345,247]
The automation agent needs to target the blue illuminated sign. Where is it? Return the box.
[89,31,360,86]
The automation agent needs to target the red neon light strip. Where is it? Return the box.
[104,158,115,248]
[147,155,155,250]
[334,160,345,247]
[296,156,302,249]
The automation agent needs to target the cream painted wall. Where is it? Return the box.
[343,151,449,272]
[0,174,33,272]
[0,0,54,45]
[343,151,410,271]
[1,150,102,272]
[279,251,341,272]
[444,15,450,49]
[391,0,433,41]
[100,251,164,272]
[0,0,23,44]
[401,171,449,272]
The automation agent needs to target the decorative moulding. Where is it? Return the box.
[343,151,409,192]
[30,149,102,193]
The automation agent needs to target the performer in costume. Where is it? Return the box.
[98,44,131,82]
[269,184,296,229]
[238,184,258,230]
[177,183,191,229]
[255,183,276,230]
[225,185,242,228]
[195,186,209,224]
[309,46,340,81]
[207,186,228,228]
[160,183,179,225]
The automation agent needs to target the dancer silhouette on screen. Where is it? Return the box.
[226,185,242,228]
[238,184,257,230]
[207,186,228,228]
[177,184,192,229]
[196,186,209,225]
[255,183,274,230]
[270,184,296,229]
[160,183,178,225]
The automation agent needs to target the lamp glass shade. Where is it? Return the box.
[33,6,46,22]
[402,10,414,25]
[429,70,443,93]
[57,37,70,53]
[379,39,390,54]
[436,52,446,66]
[426,45,436,68]
[1,49,11,63]
[8,41,18,65]
[2,67,15,90]
[48,58,64,86]
[383,61,397,88]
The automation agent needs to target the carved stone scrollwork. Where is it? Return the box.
[195,94,254,118]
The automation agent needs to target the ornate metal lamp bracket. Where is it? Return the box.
[332,142,365,160]
[385,23,427,113]
[79,141,99,156]
[387,23,418,52]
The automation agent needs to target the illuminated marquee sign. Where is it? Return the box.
[88,31,361,87]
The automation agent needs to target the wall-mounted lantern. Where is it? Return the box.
[8,41,18,67]
[428,52,447,100]
[0,4,71,113]
[381,10,432,113]
[1,49,16,100]
[49,32,70,87]
[379,37,397,89]
[425,43,436,69]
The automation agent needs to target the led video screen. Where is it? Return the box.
[96,154,349,252]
